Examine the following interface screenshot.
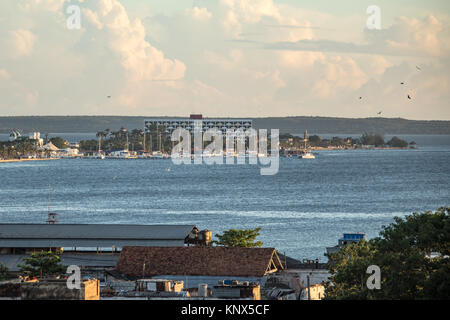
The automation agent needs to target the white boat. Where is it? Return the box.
[138,152,151,159]
[83,152,105,159]
[107,150,138,159]
[151,151,164,159]
[93,152,105,160]
[298,129,315,159]
[298,152,315,159]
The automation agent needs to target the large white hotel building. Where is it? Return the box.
[144,114,253,134]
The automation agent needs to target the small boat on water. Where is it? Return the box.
[107,150,138,159]
[298,130,315,159]
[83,152,105,159]
[298,151,315,159]
[93,152,105,160]
[151,151,166,159]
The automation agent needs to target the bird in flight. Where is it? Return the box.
[359,96,362,99]
[377,111,382,115]
[107,95,111,98]
[400,82,405,85]
[407,94,412,100]
[416,66,421,71]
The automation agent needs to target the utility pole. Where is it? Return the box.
[307,273,311,300]
[142,260,146,279]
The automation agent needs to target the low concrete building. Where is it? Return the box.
[136,279,184,293]
[213,280,260,300]
[298,283,325,300]
[105,279,187,299]
[0,279,100,300]
[264,269,330,300]
[21,279,100,300]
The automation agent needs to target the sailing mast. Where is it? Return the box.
[143,129,146,153]
[303,129,309,151]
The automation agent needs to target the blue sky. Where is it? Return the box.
[0,0,448,119]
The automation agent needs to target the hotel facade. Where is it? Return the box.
[144,114,253,135]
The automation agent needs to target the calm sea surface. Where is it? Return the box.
[0,134,449,261]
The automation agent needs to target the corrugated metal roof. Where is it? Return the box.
[0,224,195,241]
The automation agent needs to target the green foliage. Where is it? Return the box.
[79,139,98,152]
[325,240,378,299]
[0,263,10,281]
[309,135,322,146]
[387,136,408,148]
[0,138,39,159]
[330,136,345,147]
[19,250,65,278]
[279,132,409,149]
[49,137,68,149]
[214,227,263,248]
[360,132,385,146]
[325,207,450,300]
[80,128,149,152]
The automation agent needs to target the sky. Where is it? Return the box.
[0,0,449,119]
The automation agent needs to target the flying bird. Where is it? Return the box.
[359,96,362,99]
[416,66,421,71]
[400,82,405,85]
[107,95,111,98]
[407,94,412,100]
[377,111,382,115]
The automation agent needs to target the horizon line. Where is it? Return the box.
[0,115,449,122]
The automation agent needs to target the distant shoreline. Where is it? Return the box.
[0,116,449,135]
[310,146,410,150]
[0,158,59,163]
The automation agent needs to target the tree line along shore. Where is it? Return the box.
[280,132,416,153]
[1,125,416,160]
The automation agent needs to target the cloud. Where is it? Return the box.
[0,29,36,59]
[9,29,36,58]
[0,0,448,119]
[368,15,446,57]
[0,0,186,115]
[0,69,10,80]
[185,6,212,21]
[265,15,449,58]
[81,0,186,83]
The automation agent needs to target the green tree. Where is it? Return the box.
[214,227,263,248]
[387,136,408,148]
[374,207,450,299]
[330,136,345,147]
[325,207,450,300]
[0,263,10,281]
[309,135,322,146]
[19,250,65,278]
[79,139,98,152]
[360,132,385,146]
[49,137,68,149]
[325,240,378,299]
